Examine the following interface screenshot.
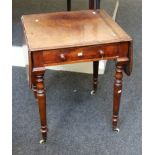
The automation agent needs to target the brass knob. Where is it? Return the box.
[60,53,66,61]
[98,50,104,57]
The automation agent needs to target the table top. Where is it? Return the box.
[22,9,132,51]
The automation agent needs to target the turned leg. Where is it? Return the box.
[35,72,48,143]
[32,85,37,99]
[112,63,124,132]
[89,0,95,9]
[96,0,100,9]
[67,0,71,11]
[91,61,99,95]
[32,74,37,99]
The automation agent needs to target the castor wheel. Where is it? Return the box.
[39,139,46,144]
[113,127,120,132]
[90,90,95,95]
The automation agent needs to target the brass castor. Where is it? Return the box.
[39,139,46,144]
[113,127,120,132]
[90,90,95,95]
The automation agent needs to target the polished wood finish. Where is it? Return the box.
[32,74,37,99]
[93,61,99,93]
[35,70,47,142]
[67,0,71,11]
[89,0,95,9]
[39,44,118,66]
[91,0,100,93]
[21,9,132,142]
[124,41,133,75]
[21,10,131,51]
[113,59,124,131]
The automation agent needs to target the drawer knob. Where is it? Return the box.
[98,50,104,57]
[60,53,66,61]
[77,52,83,57]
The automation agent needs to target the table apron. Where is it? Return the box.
[31,42,130,68]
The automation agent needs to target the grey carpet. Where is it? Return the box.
[12,0,142,154]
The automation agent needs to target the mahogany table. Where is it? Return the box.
[21,9,132,143]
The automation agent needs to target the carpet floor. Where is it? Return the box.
[12,0,142,154]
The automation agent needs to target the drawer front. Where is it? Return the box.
[43,44,118,66]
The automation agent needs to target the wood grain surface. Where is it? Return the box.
[21,9,132,51]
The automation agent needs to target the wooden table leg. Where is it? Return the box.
[89,0,95,9]
[32,74,37,99]
[67,0,71,11]
[91,0,100,92]
[35,71,48,143]
[112,62,123,132]
[91,61,99,95]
